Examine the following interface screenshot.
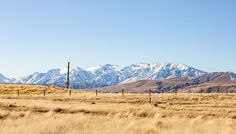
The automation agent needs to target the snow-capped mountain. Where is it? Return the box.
[16,63,207,89]
[120,63,205,84]
[17,67,95,86]
[1,63,236,89]
[0,73,12,83]
[200,72,236,82]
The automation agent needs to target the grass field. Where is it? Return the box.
[0,84,236,134]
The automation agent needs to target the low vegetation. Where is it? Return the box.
[0,84,235,134]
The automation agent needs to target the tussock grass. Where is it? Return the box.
[0,84,235,134]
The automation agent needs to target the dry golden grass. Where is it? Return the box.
[0,84,86,95]
[0,84,235,134]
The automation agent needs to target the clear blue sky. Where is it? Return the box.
[0,0,235,78]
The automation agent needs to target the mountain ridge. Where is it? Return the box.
[98,72,236,93]
[0,63,235,90]
[0,73,12,83]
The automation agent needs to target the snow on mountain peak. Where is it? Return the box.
[2,63,209,89]
[0,73,11,83]
[86,64,121,74]
[229,72,236,81]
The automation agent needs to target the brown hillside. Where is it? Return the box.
[98,72,236,93]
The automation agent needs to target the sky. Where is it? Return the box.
[0,0,236,78]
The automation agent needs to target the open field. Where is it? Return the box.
[0,84,236,134]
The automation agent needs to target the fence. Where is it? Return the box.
[0,88,234,103]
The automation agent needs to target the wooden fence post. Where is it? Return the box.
[122,89,124,96]
[69,90,72,96]
[149,89,152,103]
[96,90,98,96]
[44,90,46,96]
[17,90,19,96]
[175,89,177,95]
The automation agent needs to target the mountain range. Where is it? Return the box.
[99,72,236,93]
[0,73,12,84]
[0,63,235,91]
